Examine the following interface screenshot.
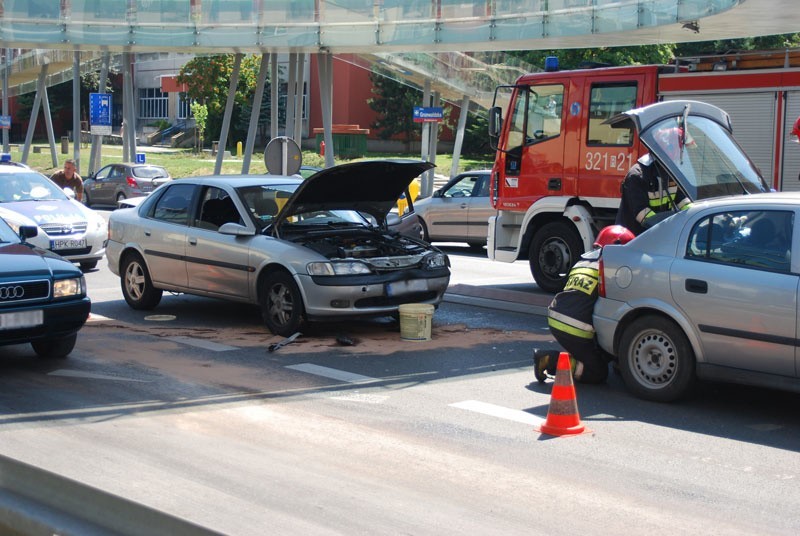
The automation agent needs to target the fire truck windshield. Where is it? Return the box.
[642,115,769,201]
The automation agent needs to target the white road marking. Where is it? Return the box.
[330,393,390,404]
[450,400,545,426]
[48,370,147,382]
[166,336,239,351]
[285,363,377,384]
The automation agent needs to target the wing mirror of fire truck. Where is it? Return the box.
[488,106,502,149]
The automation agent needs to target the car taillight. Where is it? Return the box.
[126,176,139,189]
[598,257,605,297]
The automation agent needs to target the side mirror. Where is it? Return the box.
[488,106,502,149]
[19,225,38,242]
[218,222,256,236]
[385,213,401,227]
[63,187,76,199]
[433,189,443,198]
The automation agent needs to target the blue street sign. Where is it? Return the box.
[90,93,112,135]
[413,106,443,123]
[0,115,10,129]
[135,153,146,164]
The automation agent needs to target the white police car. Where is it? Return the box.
[0,154,106,270]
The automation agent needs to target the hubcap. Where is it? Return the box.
[267,283,293,326]
[632,331,677,387]
[125,262,146,300]
[539,239,571,278]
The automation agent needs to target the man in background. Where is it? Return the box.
[50,159,84,202]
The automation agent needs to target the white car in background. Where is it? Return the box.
[0,156,107,270]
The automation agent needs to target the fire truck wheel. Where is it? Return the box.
[528,220,583,294]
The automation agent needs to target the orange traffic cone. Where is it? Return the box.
[538,352,587,436]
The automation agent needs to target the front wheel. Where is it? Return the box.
[32,333,77,358]
[121,253,163,310]
[528,220,583,293]
[260,271,305,337]
[618,315,696,403]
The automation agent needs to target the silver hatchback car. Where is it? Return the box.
[413,170,493,249]
[83,163,172,207]
[106,160,450,336]
[592,100,797,402]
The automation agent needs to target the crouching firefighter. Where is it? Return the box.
[534,225,635,384]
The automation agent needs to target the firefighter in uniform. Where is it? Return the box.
[534,225,635,384]
[616,125,691,235]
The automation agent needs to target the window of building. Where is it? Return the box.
[178,92,193,120]
[139,87,168,120]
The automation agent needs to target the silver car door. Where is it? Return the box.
[90,165,113,204]
[466,173,494,244]
[671,209,796,376]
[428,174,480,241]
[139,183,193,288]
[186,187,253,299]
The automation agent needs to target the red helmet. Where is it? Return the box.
[594,225,635,248]
[791,116,800,143]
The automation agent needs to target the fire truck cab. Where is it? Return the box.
[487,52,800,293]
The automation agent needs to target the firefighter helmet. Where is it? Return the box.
[594,225,635,248]
[791,116,800,143]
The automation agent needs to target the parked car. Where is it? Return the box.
[296,165,322,179]
[83,162,172,207]
[0,156,107,271]
[0,218,91,358]
[593,100,788,402]
[106,160,450,336]
[413,170,493,249]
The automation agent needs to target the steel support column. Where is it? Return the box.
[215,53,243,174]
[317,52,335,168]
[243,53,270,174]
[450,95,470,179]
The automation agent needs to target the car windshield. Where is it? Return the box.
[237,183,299,228]
[0,217,20,243]
[133,166,169,179]
[0,172,69,202]
[641,114,769,201]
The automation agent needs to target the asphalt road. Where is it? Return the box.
[0,240,798,534]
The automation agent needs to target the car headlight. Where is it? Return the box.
[307,261,373,276]
[424,253,448,269]
[53,276,84,298]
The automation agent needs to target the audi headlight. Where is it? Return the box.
[307,261,372,276]
[53,277,84,298]
[424,253,448,269]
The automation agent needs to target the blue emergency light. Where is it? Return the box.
[0,153,12,163]
[544,56,559,72]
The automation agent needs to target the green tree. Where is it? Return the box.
[190,101,208,153]
[178,54,262,145]
[367,69,422,152]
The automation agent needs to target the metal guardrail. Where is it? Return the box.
[0,454,223,536]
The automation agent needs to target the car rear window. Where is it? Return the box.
[133,166,169,179]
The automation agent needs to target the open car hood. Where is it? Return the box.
[608,100,770,201]
[274,159,434,227]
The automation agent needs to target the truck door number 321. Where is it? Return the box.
[585,151,633,172]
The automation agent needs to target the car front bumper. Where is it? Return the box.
[0,297,91,347]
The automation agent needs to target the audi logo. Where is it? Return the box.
[0,285,25,300]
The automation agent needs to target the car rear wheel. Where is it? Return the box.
[260,271,305,337]
[121,253,163,310]
[32,333,77,358]
[116,192,127,204]
[528,220,583,294]
[618,315,696,403]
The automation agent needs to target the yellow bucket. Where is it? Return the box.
[398,303,434,341]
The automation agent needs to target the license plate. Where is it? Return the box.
[0,310,43,330]
[386,279,428,297]
[50,238,87,250]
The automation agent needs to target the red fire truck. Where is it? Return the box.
[487,50,800,293]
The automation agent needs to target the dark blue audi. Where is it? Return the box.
[0,217,90,358]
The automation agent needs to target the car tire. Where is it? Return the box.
[528,220,583,294]
[419,220,431,243]
[32,333,77,359]
[83,191,92,207]
[618,315,696,403]
[260,270,305,337]
[80,260,98,271]
[116,192,127,204]
[121,253,163,310]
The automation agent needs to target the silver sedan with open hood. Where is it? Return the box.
[106,160,450,336]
